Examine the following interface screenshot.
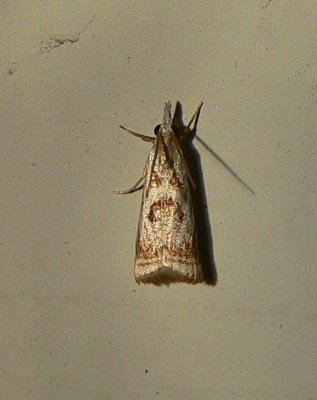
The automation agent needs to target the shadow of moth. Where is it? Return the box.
[115,101,204,284]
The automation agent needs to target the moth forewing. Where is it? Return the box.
[132,102,203,284]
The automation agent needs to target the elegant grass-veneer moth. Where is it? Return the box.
[115,101,204,284]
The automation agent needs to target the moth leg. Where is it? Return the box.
[187,101,204,130]
[113,176,144,194]
[119,125,155,143]
[170,130,196,189]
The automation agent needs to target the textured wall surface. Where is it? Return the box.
[1,1,316,399]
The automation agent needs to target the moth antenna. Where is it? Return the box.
[159,135,173,167]
[187,102,204,129]
[146,135,160,197]
[170,129,196,189]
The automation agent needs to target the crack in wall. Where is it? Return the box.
[39,15,94,54]
[40,36,80,53]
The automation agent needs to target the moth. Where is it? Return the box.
[115,101,204,284]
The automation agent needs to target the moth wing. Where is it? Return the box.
[134,141,202,284]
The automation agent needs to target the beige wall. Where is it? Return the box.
[1,1,316,399]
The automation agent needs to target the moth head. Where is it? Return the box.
[154,124,177,138]
[153,101,173,136]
